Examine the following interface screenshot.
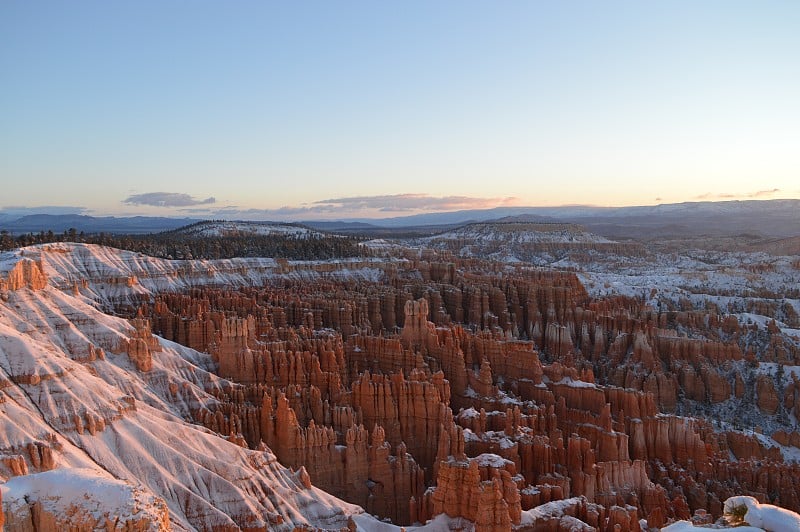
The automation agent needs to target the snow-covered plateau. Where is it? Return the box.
[168,220,322,238]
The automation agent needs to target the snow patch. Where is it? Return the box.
[1,468,166,524]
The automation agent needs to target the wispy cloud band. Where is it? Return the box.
[695,188,781,200]
[312,193,518,212]
[123,192,216,208]
[174,193,519,221]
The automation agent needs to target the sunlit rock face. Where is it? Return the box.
[3,241,800,531]
[0,244,370,531]
[0,257,47,291]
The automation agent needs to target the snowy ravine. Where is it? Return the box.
[0,244,388,530]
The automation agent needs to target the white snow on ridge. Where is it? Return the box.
[577,249,799,313]
[473,453,512,468]
[1,468,168,527]
[0,243,390,309]
[352,513,476,531]
[0,250,378,529]
[551,376,597,388]
[422,222,615,245]
[663,495,800,531]
[172,220,321,238]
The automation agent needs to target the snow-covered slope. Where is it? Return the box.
[410,221,627,264]
[2,469,172,530]
[423,222,614,245]
[663,495,800,531]
[2,243,388,312]
[169,220,321,238]
[0,246,379,530]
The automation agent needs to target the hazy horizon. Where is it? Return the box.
[2,196,799,225]
[3,1,799,220]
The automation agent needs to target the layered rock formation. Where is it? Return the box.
[4,242,800,531]
[137,259,800,529]
[0,247,373,531]
[0,257,47,291]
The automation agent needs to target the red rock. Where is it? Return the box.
[757,375,780,415]
[0,258,47,291]
[118,256,800,528]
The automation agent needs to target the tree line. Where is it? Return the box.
[0,228,368,260]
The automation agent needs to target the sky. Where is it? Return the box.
[1,1,799,221]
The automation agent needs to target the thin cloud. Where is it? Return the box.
[209,205,339,218]
[313,194,518,212]
[123,192,216,208]
[694,192,737,200]
[178,204,243,214]
[177,207,218,214]
[694,189,781,201]
[751,188,781,198]
[202,194,518,221]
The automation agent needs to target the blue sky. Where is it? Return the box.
[2,1,799,220]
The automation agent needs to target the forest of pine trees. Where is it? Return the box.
[0,228,368,260]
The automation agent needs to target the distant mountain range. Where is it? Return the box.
[341,198,800,228]
[0,214,201,234]
[2,199,799,239]
[338,199,800,239]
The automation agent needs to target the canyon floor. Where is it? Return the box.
[2,222,800,531]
